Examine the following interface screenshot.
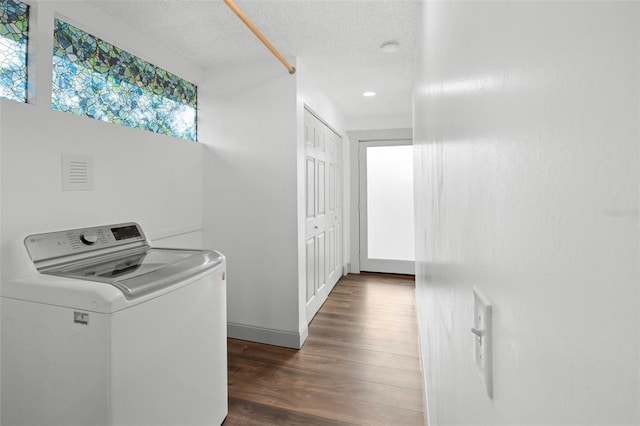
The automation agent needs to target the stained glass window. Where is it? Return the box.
[52,19,197,141]
[0,0,29,103]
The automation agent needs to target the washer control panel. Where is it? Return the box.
[25,222,146,263]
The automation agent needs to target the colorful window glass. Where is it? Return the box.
[0,0,29,103]
[52,19,197,141]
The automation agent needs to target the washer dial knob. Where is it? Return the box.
[80,233,98,245]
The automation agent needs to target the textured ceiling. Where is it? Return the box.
[89,0,421,123]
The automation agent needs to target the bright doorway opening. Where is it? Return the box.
[359,140,415,274]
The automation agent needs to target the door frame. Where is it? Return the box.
[358,138,415,275]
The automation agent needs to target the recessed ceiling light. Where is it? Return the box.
[380,41,400,54]
[363,91,376,97]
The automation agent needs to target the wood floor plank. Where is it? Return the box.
[228,356,423,412]
[225,397,356,426]
[308,321,420,345]
[223,273,425,426]
[320,299,418,318]
[312,311,419,334]
[229,380,423,426]
[305,333,420,358]
[314,310,418,329]
[299,336,421,372]
[227,339,422,390]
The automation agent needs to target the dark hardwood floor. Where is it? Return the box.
[223,273,425,426]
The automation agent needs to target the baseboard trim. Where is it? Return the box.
[415,289,432,426]
[228,322,308,349]
[346,263,352,274]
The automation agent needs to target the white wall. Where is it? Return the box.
[0,92,2,422]
[1,1,205,281]
[200,58,348,348]
[199,58,302,347]
[296,60,347,136]
[414,2,639,425]
[347,114,411,132]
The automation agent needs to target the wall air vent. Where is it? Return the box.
[62,154,94,191]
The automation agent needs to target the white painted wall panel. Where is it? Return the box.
[317,231,326,292]
[149,227,204,249]
[306,238,315,303]
[306,157,315,218]
[347,114,412,132]
[317,160,326,216]
[199,59,300,338]
[414,2,639,425]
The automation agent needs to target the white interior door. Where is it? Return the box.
[305,108,343,322]
[359,140,415,275]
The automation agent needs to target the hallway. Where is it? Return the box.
[224,273,424,425]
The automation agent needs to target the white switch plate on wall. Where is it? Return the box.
[472,286,493,398]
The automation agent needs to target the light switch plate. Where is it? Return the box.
[472,286,493,398]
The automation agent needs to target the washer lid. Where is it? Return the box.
[44,248,223,299]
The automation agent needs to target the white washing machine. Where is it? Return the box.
[1,222,227,426]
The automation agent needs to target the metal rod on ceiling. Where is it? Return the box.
[223,0,296,75]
